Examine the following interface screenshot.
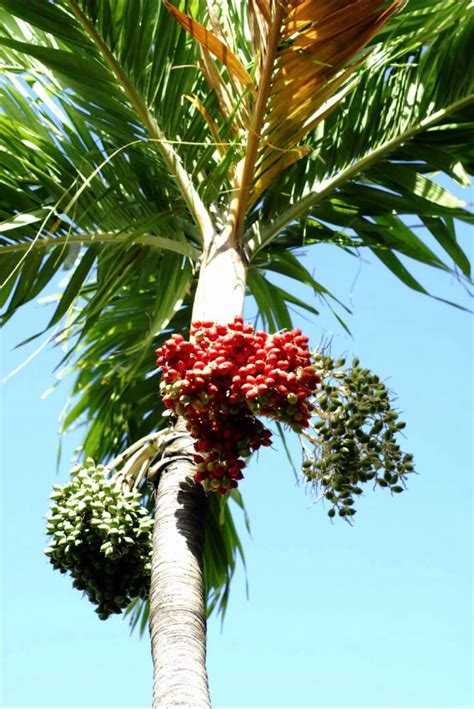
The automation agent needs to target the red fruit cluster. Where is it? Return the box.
[155,317,319,494]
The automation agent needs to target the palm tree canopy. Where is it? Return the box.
[1,0,473,623]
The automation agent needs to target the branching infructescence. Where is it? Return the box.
[156,317,320,493]
[301,354,414,520]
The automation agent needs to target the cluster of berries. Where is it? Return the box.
[156,317,319,494]
[45,460,153,619]
[303,354,414,520]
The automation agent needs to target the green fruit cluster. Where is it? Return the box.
[303,355,414,520]
[45,459,154,619]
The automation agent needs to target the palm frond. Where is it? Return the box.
[164,0,405,243]
[0,0,214,240]
[244,0,405,207]
[252,4,474,240]
[247,5,473,296]
[0,24,201,323]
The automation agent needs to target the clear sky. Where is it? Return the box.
[1,195,472,708]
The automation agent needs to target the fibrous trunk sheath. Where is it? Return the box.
[150,233,246,707]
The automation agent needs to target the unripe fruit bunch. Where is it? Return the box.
[303,354,414,519]
[156,317,320,493]
[45,460,153,619]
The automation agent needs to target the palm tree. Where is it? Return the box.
[1,1,472,706]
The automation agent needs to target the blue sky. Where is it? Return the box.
[1,204,472,707]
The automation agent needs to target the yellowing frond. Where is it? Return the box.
[163,0,253,88]
[164,0,406,244]
[250,0,407,206]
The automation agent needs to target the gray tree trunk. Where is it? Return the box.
[149,234,246,707]
[150,425,210,707]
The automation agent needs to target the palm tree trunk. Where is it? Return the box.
[149,424,210,708]
[192,234,247,323]
[149,233,246,707]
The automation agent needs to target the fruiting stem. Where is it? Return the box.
[105,431,168,474]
